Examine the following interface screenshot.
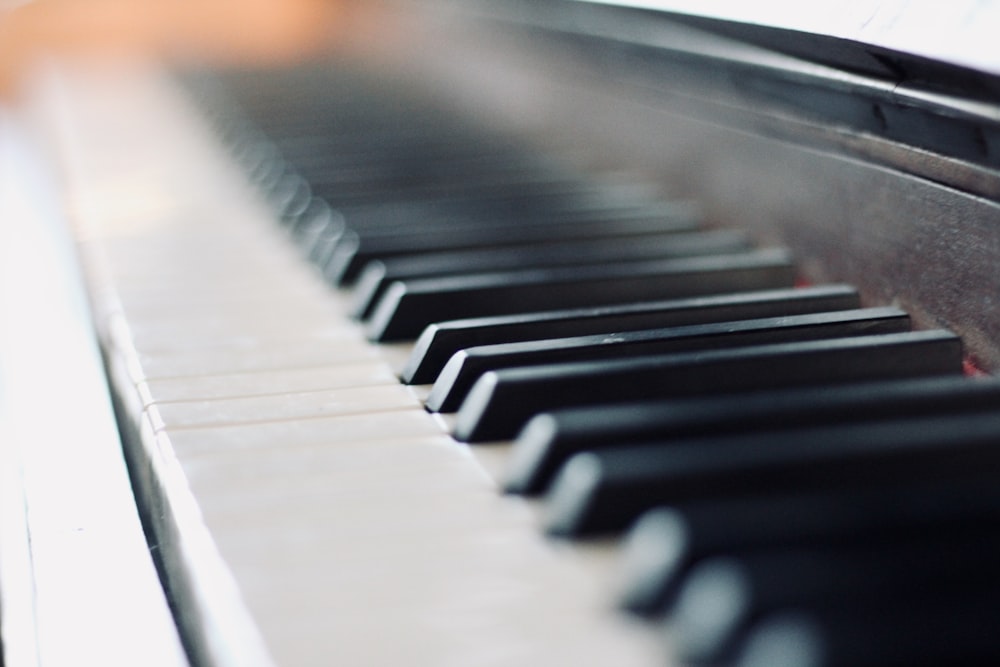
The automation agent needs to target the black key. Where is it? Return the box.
[328,202,701,285]
[230,135,283,176]
[284,134,639,202]
[674,539,1000,664]
[402,285,861,384]
[299,144,564,183]
[739,600,1000,667]
[616,477,1000,616]
[350,229,751,319]
[328,180,665,236]
[288,197,338,248]
[454,330,961,442]
[307,220,348,267]
[267,173,313,226]
[313,170,596,212]
[505,374,1000,495]
[237,141,287,188]
[544,402,1000,537]
[368,250,796,342]
[426,307,910,412]
[298,149,540,187]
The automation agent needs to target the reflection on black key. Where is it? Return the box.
[327,203,700,285]
[368,250,796,341]
[328,183,676,237]
[268,173,312,225]
[312,163,638,212]
[289,198,341,249]
[543,405,1000,537]
[675,539,1000,664]
[305,154,581,208]
[454,330,961,442]
[402,285,861,384]
[426,307,910,412]
[350,229,750,319]
[617,478,1000,616]
[506,374,1000,495]
[739,599,1000,667]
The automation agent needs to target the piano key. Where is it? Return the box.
[317,170,615,218]
[505,374,1000,495]
[298,145,537,179]
[132,336,382,378]
[309,164,585,210]
[327,202,702,285]
[244,149,289,191]
[674,539,1000,664]
[739,600,1000,667]
[287,197,342,249]
[368,249,797,341]
[236,138,588,214]
[139,363,398,403]
[324,180,683,235]
[306,214,349,265]
[267,173,313,225]
[230,135,284,176]
[272,120,538,154]
[401,284,861,384]
[543,406,1000,537]
[268,134,576,182]
[272,134,522,166]
[66,69,676,666]
[350,229,751,319]
[616,478,1000,616]
[148,384,423,431]
[426,307,910,412]
[241,107,513,150]
[70,58,1000,667]
[454,330,962,442]
[166,429,664,666]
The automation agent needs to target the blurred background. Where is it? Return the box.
[0,0,391,98]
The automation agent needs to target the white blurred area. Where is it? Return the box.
[0,103,190,666]
[580,0,1000,76]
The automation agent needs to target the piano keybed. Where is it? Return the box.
[36,55,1000,667]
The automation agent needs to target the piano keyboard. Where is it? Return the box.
[28,60,1000,667]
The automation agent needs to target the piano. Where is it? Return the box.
[3,1,1000,665]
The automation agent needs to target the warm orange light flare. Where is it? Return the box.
[0,0,373,95]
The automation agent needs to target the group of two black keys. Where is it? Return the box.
[212,83,1000,667]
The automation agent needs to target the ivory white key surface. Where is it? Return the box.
[42,65,668,666]
[149,385,423,430]
[133,339,382,379]
[139,363,399,403]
